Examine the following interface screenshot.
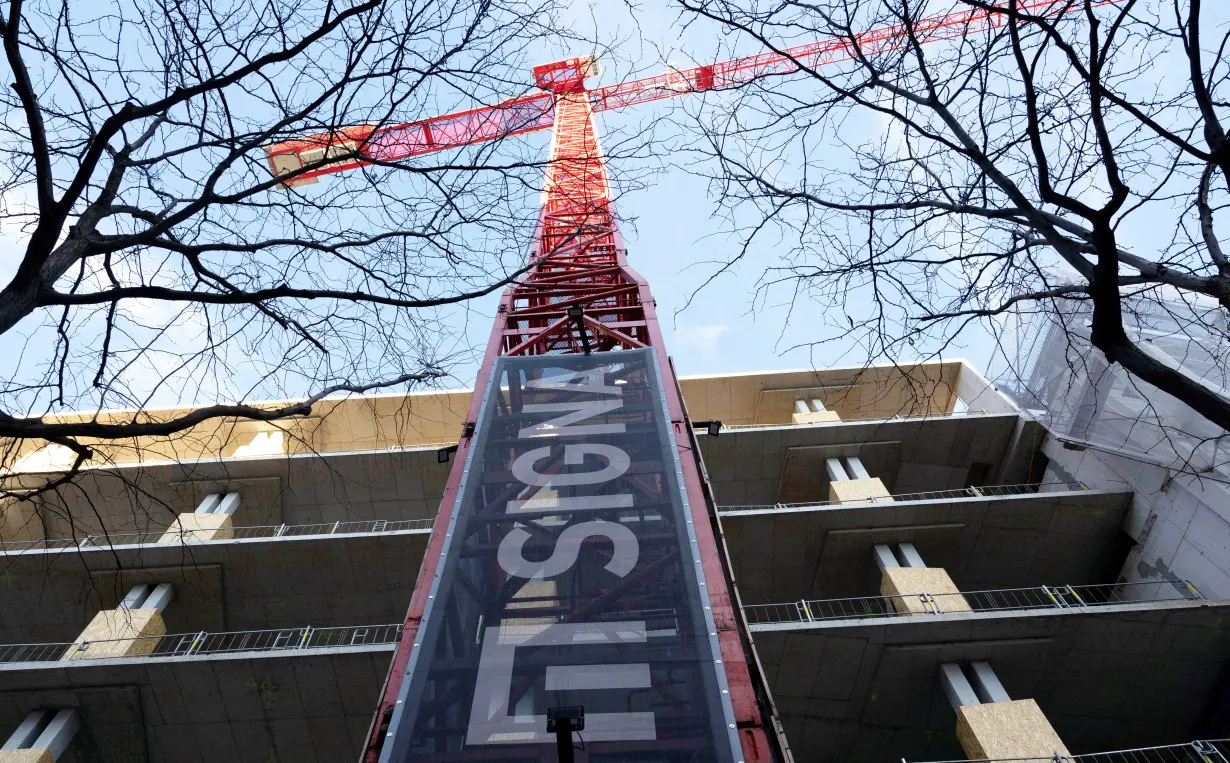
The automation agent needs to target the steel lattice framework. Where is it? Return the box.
[260,4,1116,761]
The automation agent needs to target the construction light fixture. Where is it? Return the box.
[566,305,591,355]
[437,445,458,463]
[693,420,722,437]
[546,705,584,763]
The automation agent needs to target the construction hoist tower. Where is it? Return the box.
[260,5,1094,760]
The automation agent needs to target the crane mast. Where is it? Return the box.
[364,55,779,763]
[255,5,1120,760]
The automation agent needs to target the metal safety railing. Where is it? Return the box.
[719,482,1086,514]
[0,517,434,553]
[721,407,1003,432]
[0,623,403,665]
[743,580,1204,627]
[909,738,1230,762]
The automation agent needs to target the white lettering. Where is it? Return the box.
[525,367,622,397]
[518,400,625,438]
[510,443,629,487]
[466,621,656,745]
[497,520,638,580]
[506,492,634,514]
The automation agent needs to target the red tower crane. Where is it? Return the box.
[262,4,1104,761]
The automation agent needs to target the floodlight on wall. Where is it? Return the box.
[692,420,722,437]
[437,445,458,463]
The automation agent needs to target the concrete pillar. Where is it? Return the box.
[1,708,79,762]
[62,584,173,661]
[793,397,840,424]
[897,542,926,568]
[872,544,899,573]
[0,498,44,545]
[827,456,893,503]
[876,544,970,614]
[969,660,1012,704]
[940,661,1069,760]
[157,491,239,543]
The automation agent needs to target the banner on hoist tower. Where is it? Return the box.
[379,348,741,762]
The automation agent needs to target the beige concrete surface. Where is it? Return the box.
[879,566,971,614]
[792,410,842,424]
[156,512,233,543]
[957,699,1070,760]
[64,608,166,660]
[0,750,54,763]
[828,477,893,503]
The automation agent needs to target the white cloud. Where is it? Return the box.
[674,323,729,354]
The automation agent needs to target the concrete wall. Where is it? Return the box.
[701,415,1022,507]
[1042,438,1230,600]
[4,448,448,541]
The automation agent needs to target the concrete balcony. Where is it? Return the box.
[698,408,1040,507]
[0,625,398,762]
[718,485,1134,603]
[742,580,1204,628]
[1,445,450,546]
[747,596,1230,762]
[0,522,429,644]
[912,738,1230,762]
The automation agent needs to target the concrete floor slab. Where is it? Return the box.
[0,646,392,763]
[701,415,1022,507]
[749,599,1230,762]
[0,530,428,643]
[16,447,450,540]
[721,489,1133,603]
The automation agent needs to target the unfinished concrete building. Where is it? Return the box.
[0,358,1226,762]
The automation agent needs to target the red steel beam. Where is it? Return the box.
[362,60,779,763]
[265,0,1112,186]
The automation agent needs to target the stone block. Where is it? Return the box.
[956,699,1070,760]
[828,477,893,504]
[157,512,234,543]
[63,607,166,660]
[792,410,841,424]
[0,750,54,763]
[879,566,971,614]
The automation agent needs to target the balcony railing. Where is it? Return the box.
[0,623,403,664]
[720,406,1004,432]
[908,738,1230,762]
[718,482,1086,514]
[0,517,434,553]
[743,580,1204,628]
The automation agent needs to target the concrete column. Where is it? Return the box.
[157,491,239,543]
[940,661,1069,760]
[827,456,893,503]
[872,544,899,573]
[897,542,926,569]
[62,584,172,661]
[876,544,970,614]
[1,708,79,762]
[792,397,840,424]
[0,498,44,545]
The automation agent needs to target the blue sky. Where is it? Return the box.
[442,0,1001,387]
